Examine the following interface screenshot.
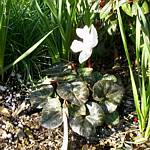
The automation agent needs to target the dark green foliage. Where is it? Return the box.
[30,63,124,138]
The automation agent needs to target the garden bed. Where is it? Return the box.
[0,70,150,150]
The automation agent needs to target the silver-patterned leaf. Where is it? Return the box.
[86,102,104,127]
[69,116,96,137]
[92,80,105,102]
[93,76,124,112]
[41,97,63,129]
[57,81,89,106]
[69,104,86,117]
[104,101,118,113]
[77,68,102,85]
[72,81,89,104]
[101,74,117,82]
[77,67,93,77]
[69,102,105,137]
[30,84,54,108]
[42,62,72,77]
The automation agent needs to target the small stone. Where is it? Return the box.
[18,122,23,128]
[111,128,116,132]
[7,133,12,139]
[0,85,7,91]
[2,125,6,129]
[1,130,8,139]
[0,106,10,117]
[0,96,3,100]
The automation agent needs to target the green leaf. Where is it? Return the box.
[41,97,63,129]
[86,102,105,127]
[107,19,118,35]
[77,67,102,85]
[77,67,93,77]
[93,80,105,103]
[105,111,120,125]
[101,74,117,82]
[100,1,112,19]
[121,3,132,17]
[69,104,86,117]
[44,0,57,19]
[69,116,96,137]
[93,76,124,112]
[57,81,89,106]
[131,3,137,16]
[2,29,57,73]
[30,84,54,108]
[141,1,149,14]
[69,102,104,137]
[42,62,73,77]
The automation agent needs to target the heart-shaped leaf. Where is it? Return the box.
[93,75,124,113]
[77,67,93,77]
[41,97,63,129]
[101,74,117,82]
[69,102,104,137]
[30,84,54,108]
[69,116,96,137]
[57,81,89,106]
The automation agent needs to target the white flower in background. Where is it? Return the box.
[70,24,98,64]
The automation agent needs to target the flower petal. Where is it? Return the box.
[79,49,92,64]
[90,24,98,48]
[70,40,84,53]
[76,25,89,40]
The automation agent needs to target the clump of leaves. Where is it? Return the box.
[30,63,124,138]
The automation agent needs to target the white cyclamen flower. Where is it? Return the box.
[70,24,98,64]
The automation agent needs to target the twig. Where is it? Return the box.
[61,102,68,150]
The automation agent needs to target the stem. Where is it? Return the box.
[61,103,68,150]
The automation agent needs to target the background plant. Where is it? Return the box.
[0,0,100,82]
[98,0,150,142]
[116,0,150,142]
[0,0,11,80]
[34,0,99,63]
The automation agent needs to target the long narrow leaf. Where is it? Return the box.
[0,0,11,79]
[116,0,142,129]
[145,110,150,139]
[1,28,57,73]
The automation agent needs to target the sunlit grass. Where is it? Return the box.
[116,0,150,142]
[0,0,11,80]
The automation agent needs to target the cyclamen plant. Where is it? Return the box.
[30,63,124,150]
[30,25,124,149]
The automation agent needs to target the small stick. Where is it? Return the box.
[61,101,68,150]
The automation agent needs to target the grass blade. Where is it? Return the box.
[1,28,57,73]
[116,0,143,130]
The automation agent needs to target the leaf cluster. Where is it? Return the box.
[30,63,124,138]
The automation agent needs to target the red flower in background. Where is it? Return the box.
[133,117,138,123]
